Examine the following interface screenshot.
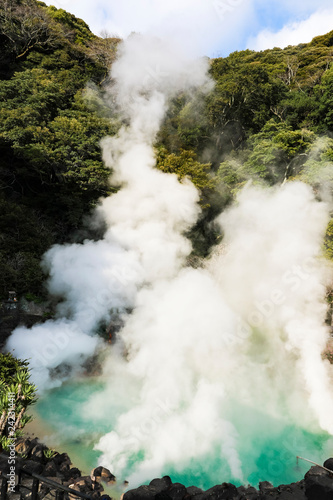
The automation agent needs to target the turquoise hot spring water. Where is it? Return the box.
[31,376,333,493]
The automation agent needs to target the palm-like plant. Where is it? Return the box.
[0,354,37,451]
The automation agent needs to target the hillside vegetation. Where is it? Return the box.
[0,0,333,299]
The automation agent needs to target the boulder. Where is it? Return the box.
[275,482,305,499]
[15,439,31,457]
[237,485,259,499]
[53,452,72,470]
[155,492,173,500]
[149,476,173,492]
[197,483,239,500]
[30,443,47,463]
[323,458,333,472]
[39,476,63,500]
[43,459,58,477]
[304,465,333,500]
[20,459,44,475]
[124,484,158,500]
[69,475,104,495]
[166,482,187,500]
[186,486,204,497]
[259,481,274,492]
[68,467,82,480]
[124,477,174,500]
[91,465,116,484]
[0,453,12,474]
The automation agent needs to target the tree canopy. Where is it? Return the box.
[1,0,333,297]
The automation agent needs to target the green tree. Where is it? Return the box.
[0,354,37,451]
[244,120,315,183]
[0,0,58,60]
[156,147,215,204]
[207,51,288,151]
[313,64,333,131]
[324,220,333,261]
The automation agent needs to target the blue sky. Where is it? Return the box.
[43,0,333,57]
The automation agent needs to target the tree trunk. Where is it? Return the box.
[15,407,25,430]
[0,411,7,436]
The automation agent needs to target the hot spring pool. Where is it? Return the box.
[29,377,333,492]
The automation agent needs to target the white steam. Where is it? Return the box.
[5,35,210,390]
[5,33,333,486]
[94,182,333,485]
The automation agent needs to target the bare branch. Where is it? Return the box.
[0,0,59,59]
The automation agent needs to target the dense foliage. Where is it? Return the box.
[1,0,333,299]
[0,0,120,297]
[0,353,37,450]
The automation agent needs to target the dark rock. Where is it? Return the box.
[59,460,71,473]
[30,443,47,463]
[155,492,173,500]
[186,486,204,497]
[276,482,305,499]
[124,484,158,500]
[237,485,258,499]
[150,476,173,492]
[323,458,333,472]
[92,465,116,483]
[18,477,41,500]
[91,493,104,500]
[68,467,81,480]
[52,452,71,469]
[5,493,21,500]
[20,459,44,475]
[259,481,274,492]
[304,465,333,500]
[166,482,187,500]
[39,476,63,499]
[60,465,82,482]
[69,475,104,494]
[199,483,239,500]
[43,459,58,477]
[0,453,12,474]
[19,487,35,500]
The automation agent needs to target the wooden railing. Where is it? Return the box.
[0,466,94,499]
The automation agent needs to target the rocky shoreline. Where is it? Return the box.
[125,461,333,500]
[0,436,116,499]
[0,437,333,499]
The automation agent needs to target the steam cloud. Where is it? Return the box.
[5,35,210,389]
[94,182,333,485]
[6,33,333,486]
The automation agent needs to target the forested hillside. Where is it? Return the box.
[1,0,333,299]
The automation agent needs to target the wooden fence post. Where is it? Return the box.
[31,477,39,500]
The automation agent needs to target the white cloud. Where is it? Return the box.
[248,7,333,51]
[42,0,333,56]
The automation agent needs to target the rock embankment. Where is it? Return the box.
[0,437,114,499]
[124,459,333,500]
